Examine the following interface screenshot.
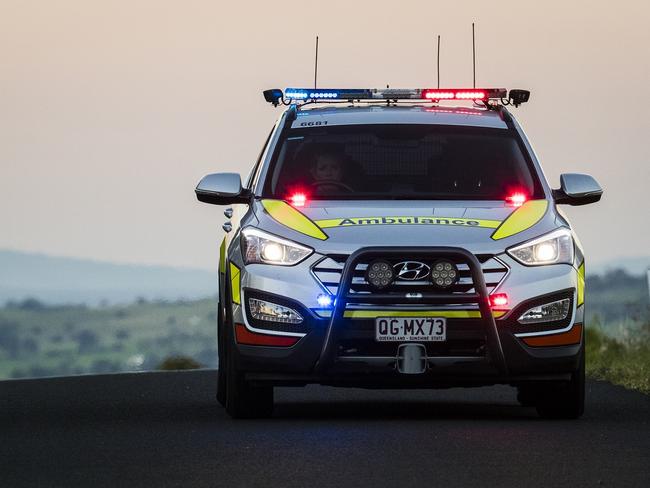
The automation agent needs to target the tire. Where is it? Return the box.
[216,300,226,407]
[535,346,585,419]
[221,286,274,418]
[516,385,539,407]
[224,340,274,419]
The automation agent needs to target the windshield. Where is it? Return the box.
[263,124,544,200]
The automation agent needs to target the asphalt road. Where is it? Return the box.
[1,370,648,488]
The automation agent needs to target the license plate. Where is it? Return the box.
[375,317,446,342]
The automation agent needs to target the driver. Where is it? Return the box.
[310,148,353,194]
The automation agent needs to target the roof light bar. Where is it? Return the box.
[281,87,507,102]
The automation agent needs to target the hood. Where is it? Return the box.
[251,199,557,255]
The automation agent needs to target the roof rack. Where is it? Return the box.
[263,88,530,108]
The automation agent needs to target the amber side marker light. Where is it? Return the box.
[521,324,583,347]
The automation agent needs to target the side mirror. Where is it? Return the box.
[553,173,603,206]
[195,173,250,205]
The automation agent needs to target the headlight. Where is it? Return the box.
[241,228,312,266]
[507,228,574,266]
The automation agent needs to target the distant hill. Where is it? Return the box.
[0,250,216,306]
[590,256,650,277]
[587,270,648,323]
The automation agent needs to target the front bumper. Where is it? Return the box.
[229,246,582,387]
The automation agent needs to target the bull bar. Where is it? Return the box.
[314,247,509,375]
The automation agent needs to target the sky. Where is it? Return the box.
[1,0,649,271]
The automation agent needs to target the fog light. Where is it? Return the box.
[317,294,332,307]
[518,298,570,324]
[248,298,303,324]
[430,260,459,288]
[365,260,395,290]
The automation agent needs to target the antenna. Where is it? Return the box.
[314,35,319,91]
[436,35,441,88]
[471,23,476,88]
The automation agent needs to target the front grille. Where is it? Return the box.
[312,253,508,298]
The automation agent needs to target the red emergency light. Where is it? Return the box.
[288,192,307,207]
[506,192,528,207]
[422,89,488,101]
[489,293,509,308]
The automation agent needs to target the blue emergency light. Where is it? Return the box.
[284,88,370,100]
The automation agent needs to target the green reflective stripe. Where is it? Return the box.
[315,216,501,229]
[491,200,548,240]
[229,263,241,304]
[337,310,506,319]
[219,237,226,274]
[261,199,328,240]
[577,262,585,307]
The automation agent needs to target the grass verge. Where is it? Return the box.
[585,326,650,394]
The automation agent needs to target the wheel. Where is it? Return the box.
[221,288,274,419]
[216,301,226,407]
[224,338,274,419]
[535,346,585,419]
[516,385,539,407]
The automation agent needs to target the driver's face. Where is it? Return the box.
[312,155,342,181]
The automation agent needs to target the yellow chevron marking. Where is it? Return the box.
[491,200,548,240]
[261,199,328,240]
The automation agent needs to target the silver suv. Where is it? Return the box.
[196,87,603,419]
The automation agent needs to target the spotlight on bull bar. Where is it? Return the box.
[365,260,395,290]
[431,260,459,288]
